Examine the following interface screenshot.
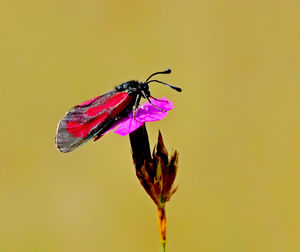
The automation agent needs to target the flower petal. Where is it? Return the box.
[107,97,174,136]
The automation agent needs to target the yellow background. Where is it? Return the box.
[1,0,300,251]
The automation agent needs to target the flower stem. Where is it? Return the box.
[157,207,167,250]
[162,241,166,252]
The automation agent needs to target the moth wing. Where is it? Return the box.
[56,90,133,153]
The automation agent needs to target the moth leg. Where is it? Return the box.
[133,109,142,123]
[149,95,169,103]
[144,93,166,112]
[133,95,143,123]
[133,94,142,110]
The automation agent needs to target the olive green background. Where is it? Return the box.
[1,0,300,251]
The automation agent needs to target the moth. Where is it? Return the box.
[55,69,181,153]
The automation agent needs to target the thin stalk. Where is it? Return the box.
[162,241,166,252]
[157,207,167,251]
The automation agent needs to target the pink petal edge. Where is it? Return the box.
[106,97,174,136]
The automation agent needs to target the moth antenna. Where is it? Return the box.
[146,80,182,92]
[145,68,171,83]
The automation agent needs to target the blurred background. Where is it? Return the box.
[1,0,300,251]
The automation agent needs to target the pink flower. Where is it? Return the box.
[108,97,174,136]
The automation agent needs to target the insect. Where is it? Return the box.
[55,69,181,153]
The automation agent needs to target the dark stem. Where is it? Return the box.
[129,124,152,172]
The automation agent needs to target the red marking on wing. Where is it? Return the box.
[64,92,133,139]
[86,93,128,116]
[66,112,108,138]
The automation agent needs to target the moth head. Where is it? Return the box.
[143,68,182,93]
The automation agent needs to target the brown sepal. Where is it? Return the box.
[162,151,179,199]
[129,125,179,207]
